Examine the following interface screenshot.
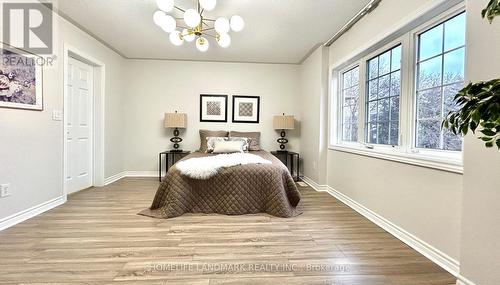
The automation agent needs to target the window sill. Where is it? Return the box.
[328,144,463,174]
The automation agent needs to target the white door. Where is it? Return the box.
[66,57,93,194]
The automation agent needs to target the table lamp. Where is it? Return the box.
[273,113,295,152]
[164,111,187,152]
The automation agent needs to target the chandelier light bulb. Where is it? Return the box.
[160,15,176,33]
[169,30,184,46]
[214,17,230,34]
[182,29,195,42]
[157,0,174,12]
[217,33,231,48]
[184,9,201,28]
[230,15,245,32]
[153,10,166,26]
[196,37,210,52]
[199,0,216,11]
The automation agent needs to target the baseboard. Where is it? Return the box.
[301,177,460,277]
[104,171,126,185]
[124,171,157,177]
[301,176,327,191]
[104,171,158,185]
[456,275,476,285]
[0,196,66,231]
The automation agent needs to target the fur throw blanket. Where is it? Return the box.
[176,153,272,180]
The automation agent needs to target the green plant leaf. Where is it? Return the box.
[482,122,496,128]
[486,141,494,148]
[472,111,481,123]
[461,124,469,136]
[470,121,478,133]
[481,129,497,136]
[496,139,500,149]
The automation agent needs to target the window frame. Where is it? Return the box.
[364,43,404,147]
[409,8,466,157]
[338,64,361,144]
[329,4,465,174]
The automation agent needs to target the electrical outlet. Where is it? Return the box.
[0,184,11,198]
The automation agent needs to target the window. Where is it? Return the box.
[341,66,360,142]
[416,12,465,151]
[366,45,402,146]
[330,7,466,172]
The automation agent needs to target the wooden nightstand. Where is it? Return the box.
[271,151,300,182]
[158,151,190,182]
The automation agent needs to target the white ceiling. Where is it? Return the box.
[57,0,368,64]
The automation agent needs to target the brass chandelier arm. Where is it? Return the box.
[174,6,185,13]
[202,32,218,39]
[202,27,215,32]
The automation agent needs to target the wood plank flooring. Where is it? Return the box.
[0,178,456,284]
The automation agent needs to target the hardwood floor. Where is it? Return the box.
[0,178,456,285]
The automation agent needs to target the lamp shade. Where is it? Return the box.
[273,115,295,130]
[164,112,187,128]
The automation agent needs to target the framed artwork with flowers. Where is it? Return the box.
[0,44,43,111]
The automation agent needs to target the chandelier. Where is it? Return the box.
[153,0,245,52]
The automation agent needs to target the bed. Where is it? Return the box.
[139,150,301,219]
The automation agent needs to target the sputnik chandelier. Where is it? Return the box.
[153,0,245,52]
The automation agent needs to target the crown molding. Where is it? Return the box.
[48,3,127,58]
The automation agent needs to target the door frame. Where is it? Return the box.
[63,44,106,196]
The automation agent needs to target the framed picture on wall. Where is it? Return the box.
[232,95,260,123]
[200,94,228,122]
[0,44,43,111]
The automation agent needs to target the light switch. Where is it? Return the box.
[52,110,63,121]
[0,184,11,198]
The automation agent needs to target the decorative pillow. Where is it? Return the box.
[206,137,228,153]
[229,131,261,151]
[228,137,250,152]
[212,140,244,154]
[199,130,229,152]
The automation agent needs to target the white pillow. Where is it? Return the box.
[206,137,228,153]
[212,140,244,154]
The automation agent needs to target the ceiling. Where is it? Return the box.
[57,0,369,64]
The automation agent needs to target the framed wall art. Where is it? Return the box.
[199,94,228,122]
[0,44,43,111]
[232,95,260,123]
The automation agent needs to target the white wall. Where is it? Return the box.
[325,0,463,264]
[0,12,125,222]
[123,60,301,172]
[299,46,329,183]
[458,0,500,284]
